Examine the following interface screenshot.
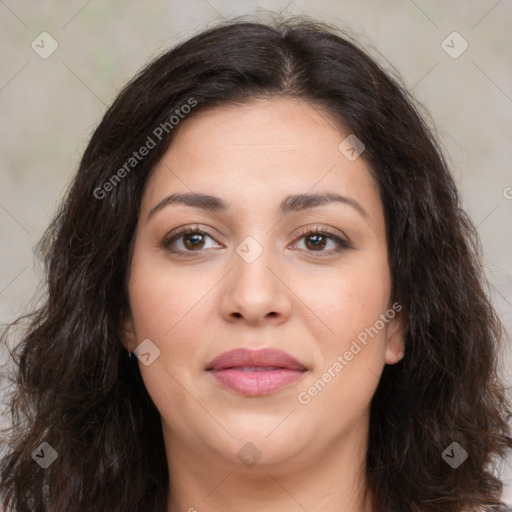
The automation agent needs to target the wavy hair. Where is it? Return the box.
[1,14,511,512]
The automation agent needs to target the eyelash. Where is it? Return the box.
[161,224,350,257]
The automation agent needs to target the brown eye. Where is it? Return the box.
[162,225,349,258]
[304,233,328,251]
[293,227,349,255]
[162,226,221,255]
[182,232,206,250]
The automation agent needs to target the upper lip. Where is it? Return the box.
[205,348,307,371]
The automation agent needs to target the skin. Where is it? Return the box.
[121,97,405,512]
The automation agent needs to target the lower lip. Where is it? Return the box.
[207,368,306,397]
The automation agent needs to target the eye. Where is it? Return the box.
[291,226,349,255]
[162,225,221,256]
[161,225,349,257]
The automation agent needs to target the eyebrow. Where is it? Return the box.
[146,192,368,222]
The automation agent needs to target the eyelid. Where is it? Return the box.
[293,224,349,244]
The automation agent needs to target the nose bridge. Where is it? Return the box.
[233,232,277,295]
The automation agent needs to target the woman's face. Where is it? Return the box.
[122,97,404,474]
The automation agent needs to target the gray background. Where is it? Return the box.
[1,0,511,502]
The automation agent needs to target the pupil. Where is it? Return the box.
[185,233,204,249]
[307,234,325,250]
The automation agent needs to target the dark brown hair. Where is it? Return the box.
[1,14,511,512]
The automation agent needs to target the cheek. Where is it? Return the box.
[301,254,391,346]
[127,257,205,429]
[294,254,391,411]
[127,248,206,341]
[126,251,208,401]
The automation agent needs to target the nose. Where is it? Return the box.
[219,241,292,326]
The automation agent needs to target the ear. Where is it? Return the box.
[384,308,406,365]
[119,311,138,354]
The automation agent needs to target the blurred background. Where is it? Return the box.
[1,0,511,503]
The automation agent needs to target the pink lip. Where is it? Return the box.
[205,348,307,397]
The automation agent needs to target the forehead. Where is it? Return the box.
[141,97,382,225]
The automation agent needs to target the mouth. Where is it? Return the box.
[205,348,307,397]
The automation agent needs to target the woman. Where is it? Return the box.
[1,15,511,512]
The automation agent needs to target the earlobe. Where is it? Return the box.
[119,313,137,353]
[384,313,406,365]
